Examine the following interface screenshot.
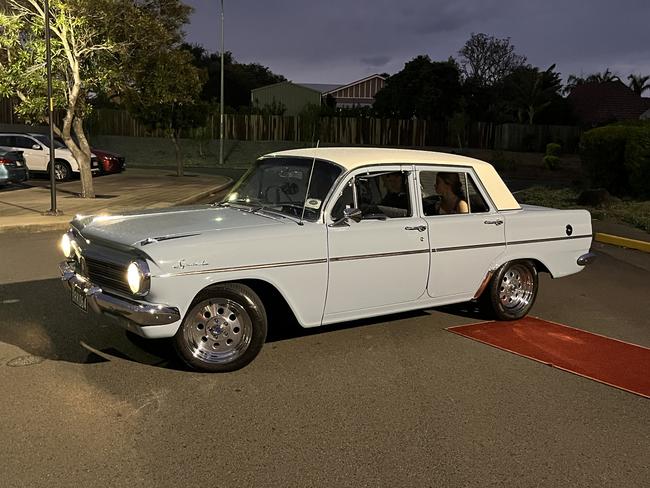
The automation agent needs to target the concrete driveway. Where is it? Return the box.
[0,232,648,488]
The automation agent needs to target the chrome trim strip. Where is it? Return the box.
[139,233,201,246]
[508,234,592,246]
[59,261,180,326]
[330,249,429,262]
[161,258,328,277]
[433,242,504,253]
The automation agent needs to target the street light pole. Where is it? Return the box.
[44,0,60,215]
[219,0,224,165]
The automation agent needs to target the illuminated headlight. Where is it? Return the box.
[127,260,151,296]
[60,233,73,258]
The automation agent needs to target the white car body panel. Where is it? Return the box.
[61,148,594,341]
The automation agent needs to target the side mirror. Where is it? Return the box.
[330,207,363,227]
[32,144,41,150]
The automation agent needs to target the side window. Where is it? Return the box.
[356,170,411,219]
[420,170,489,216]
[0,135,14,147]
[14,136,36,149]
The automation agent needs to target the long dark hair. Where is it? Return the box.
[437,172,465,199]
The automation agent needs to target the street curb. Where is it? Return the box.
[0,179,233,234]
[594,233,650,253]
[173,178,233,206]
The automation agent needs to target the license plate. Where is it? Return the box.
[16,161,23,167]
[71,284,87,313]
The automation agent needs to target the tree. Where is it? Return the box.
[458,33,527,87]
[0,0,195,197]
[565,69,621,94]
[183,44,286,110]
[0,0,122,197]
[628,74,650,96]
[499,65,563,124]
[373,56,462,119]
[126,48,206,176]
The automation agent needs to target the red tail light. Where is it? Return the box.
[0,157,11,165]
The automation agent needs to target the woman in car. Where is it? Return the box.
[435,172,469,214]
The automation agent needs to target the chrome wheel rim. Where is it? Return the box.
[499,264,534,314]
[54,163,67,181]
[183,298,253,365]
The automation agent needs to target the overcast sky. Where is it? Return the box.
[184,0,650,85]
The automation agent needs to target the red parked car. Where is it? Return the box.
[92,148,126,174]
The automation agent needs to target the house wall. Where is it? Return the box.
[328,76,386,107]
[251,83,321,116]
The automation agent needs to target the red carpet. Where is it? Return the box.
[447,317,650,398]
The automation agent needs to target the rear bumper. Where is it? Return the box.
[59,261,181,332]
[0,166,29,184]
[577,252,597,266]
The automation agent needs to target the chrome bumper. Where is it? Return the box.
[59,261,180,327]
[577,252,597,266]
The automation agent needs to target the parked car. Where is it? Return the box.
[90,148,126,174]
[58,148,595,372]
[0,148,29,186]
[0,133,99,181]
[52,136,125,175]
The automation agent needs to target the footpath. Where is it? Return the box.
[0,167,648,253]
[0,168,231,233]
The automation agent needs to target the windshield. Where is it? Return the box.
[224,157,343,221]
[32,134,65,149]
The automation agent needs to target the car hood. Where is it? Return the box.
[73,205,286,247]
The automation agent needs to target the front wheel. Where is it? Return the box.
[488,260,538,320]
[173,283,267,372]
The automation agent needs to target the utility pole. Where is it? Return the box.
[219,0,225,165]
[44,0,61,215]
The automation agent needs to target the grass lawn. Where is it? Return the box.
[516,186,650,234]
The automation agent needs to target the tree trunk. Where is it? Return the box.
[171,129,183,177]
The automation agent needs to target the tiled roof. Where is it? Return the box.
[568,81,649,125]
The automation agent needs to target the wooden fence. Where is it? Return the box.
[0,100,582,152]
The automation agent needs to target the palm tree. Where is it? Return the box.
[628,74,650,96]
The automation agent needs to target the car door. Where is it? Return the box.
[12,135,48,172]
[417,166,506,299]
[324,165,430,317]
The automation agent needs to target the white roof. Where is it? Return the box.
[265,147,520,211]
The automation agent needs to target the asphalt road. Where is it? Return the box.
[0,231,648,488]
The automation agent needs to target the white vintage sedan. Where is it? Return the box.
[59,148,595,371]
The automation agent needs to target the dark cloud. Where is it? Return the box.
[184,0,650,83]
[361,56,391,67]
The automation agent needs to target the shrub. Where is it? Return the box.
[580,124,650,197]
[624,129,650,198]
[543,143,562,170]
[580,126,634,195]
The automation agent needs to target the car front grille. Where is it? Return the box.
[84,257,131,296]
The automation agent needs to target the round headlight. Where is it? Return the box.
[60,233,72,258]
[126,260,150,296]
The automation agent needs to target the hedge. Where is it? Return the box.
[580,123,650,197]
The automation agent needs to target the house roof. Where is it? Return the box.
[323,74,386,95]
[263,147,520,211]
[568,81,649,125]
[296,83,343,93]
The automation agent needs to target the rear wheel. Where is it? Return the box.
[488,260,538,320]
[173,283,267,372]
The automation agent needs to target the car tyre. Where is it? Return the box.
[488,260,538,320]
[50,160,72,182]
[173,283,267,372]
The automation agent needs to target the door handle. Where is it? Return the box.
[484,219,504,226]
[405,225,426,232]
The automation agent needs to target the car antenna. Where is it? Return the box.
[298,140,319,226]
